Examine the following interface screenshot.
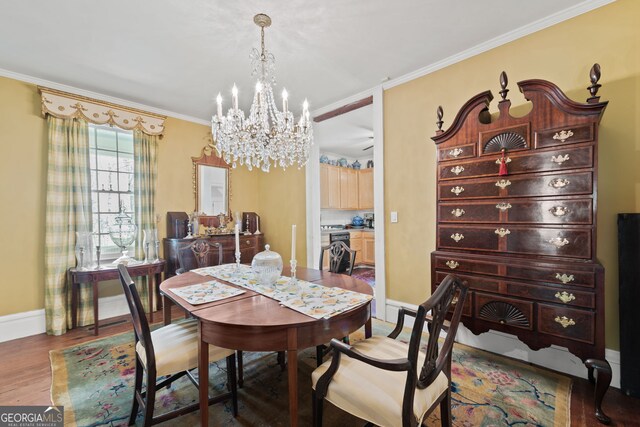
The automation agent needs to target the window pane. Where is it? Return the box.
[98,193,120,213]
[89,149,97,169]
[97,170,116,192]
[96,128,118,151]
[92,214,100,233]
[91,193,99,212]
[118,172,133,192]
[90,171,98,191]
[97,150,118,171]
[118,132,134,154]
[89,128,96,148]
[118,152,134,173]
[120,193,134,212]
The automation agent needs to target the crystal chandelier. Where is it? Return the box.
[211,13,313,172]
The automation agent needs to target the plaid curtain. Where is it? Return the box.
[44,116,93,335]
[133,130,158,311]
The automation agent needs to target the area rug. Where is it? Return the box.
[51,320,570,426]
[351,267,375,287]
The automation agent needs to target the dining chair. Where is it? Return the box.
[176,239,223,274]
[117,264,238,426]
[319,240,357,276]
[312,274,468,427]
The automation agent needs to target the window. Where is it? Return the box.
[89,124,135,258]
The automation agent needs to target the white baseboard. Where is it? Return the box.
[385,299,621,389]
[0,294,130,343]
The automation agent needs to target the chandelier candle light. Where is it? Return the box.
[211,13,313,172]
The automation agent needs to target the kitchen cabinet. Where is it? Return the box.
[358,168,374,209]
[340,168,359,209]
[320,164,341,209]
[362,233,375,264]
[349,231,363,264]
[320,163,374,210]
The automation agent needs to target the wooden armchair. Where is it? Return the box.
[117,264,238,426]
[319,240,357,276]
[312,274,468,427]
[176,239,223,274]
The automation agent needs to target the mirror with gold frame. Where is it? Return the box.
[192,145,231,217]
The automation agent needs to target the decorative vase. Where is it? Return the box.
[143,228,158,263]
[251,244,283,287]
[75,231,94,270]
[109,205,137,265]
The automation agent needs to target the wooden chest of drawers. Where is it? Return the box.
[431,67,612,423]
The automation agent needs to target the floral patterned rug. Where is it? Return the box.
[50,319,570,426]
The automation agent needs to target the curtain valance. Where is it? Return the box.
[39,87,166,136]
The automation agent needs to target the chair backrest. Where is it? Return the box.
[318,241,357,276]
[413,274,468,389]
[177,239,223,274]
[117,264,156,372]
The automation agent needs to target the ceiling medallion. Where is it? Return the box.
[211,13,313,172]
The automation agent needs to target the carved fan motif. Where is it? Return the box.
[483,132,528,153]
[479,301,530,327]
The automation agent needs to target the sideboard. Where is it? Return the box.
[163,234,265,277]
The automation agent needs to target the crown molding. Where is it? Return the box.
[0,67,211,126]
[381,0,616,91]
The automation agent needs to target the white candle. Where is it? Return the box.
[282,88,288,112]
[232,84,238,110]
[291,224,297,261]
[235,224,240,254]
[256,216,260,231]
[216,93,222,118]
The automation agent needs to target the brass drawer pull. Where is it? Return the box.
[451,296,459,305]
[549,178,570,189]
[548,237,570,248]
[246,240,251,245]
[445,260,459,269]
[554,315,576,328]
[553,130,574,143]
[496,202,512,211]
[495,157,512,165]
[549,206,571,217]
[555,273,575,284]
[451,186,464,196]
[449,148,463,158]
[450,165,465,175]
[450,233,464,242]
[495,179,511,189]
[555,291,576,304]
[551,154,570,165]
[451,208,465,217]
[494,228,511,237]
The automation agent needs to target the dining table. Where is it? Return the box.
[159,265,373,427]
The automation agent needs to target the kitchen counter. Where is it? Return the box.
[321,227,375,235]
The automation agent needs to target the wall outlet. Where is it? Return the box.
[390,211,398,223]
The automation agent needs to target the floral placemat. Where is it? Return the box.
[169,280,245,305]
[193,264,372,319]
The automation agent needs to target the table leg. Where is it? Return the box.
[70,275,78,329]
[163,295,172,326]
[365,316,372,339]
[92,280,99,336]
[148,276,154,324]
[155,272,163,311]
[198,323,209,427]
[287,328,298,427]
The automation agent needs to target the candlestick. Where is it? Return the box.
[244,216,252,235]
[291,224,297,262]
[154,241,160,263]
[289,258,297,285]
[144,242,150,263]
[235,224,241,269]
[254,216,262,235]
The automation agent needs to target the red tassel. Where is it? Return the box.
[499,149,508,176]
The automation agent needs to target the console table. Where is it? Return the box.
[68,260,166,335]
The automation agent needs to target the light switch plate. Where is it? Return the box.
[390,211,398,223]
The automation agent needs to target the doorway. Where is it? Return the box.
[306,88,386,320]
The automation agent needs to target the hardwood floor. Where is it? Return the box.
[0,308,638,426]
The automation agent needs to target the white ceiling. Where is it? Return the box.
[315,104,373,159]
[1,0,594,122]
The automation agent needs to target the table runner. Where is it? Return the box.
[191,264,372,319]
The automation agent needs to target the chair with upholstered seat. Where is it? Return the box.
[117,264,238,426]
[176,239,223,274]
[319,240,357,276]
[312,274,468,427]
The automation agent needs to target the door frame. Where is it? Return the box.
[306,85,386,320]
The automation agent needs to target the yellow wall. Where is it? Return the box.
[384,0,640,350]
[0,78,262,314]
